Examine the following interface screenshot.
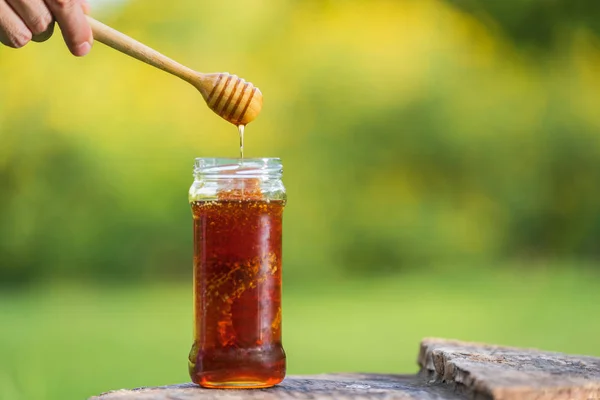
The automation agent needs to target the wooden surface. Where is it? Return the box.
[419,338,600,400]
[90,374,462,400]
[91,338,600,400]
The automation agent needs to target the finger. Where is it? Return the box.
[43,0,92,56]
[5,0,53,36]
[80,0,89,15]
[31,20,54,42]
[0,0,32,48]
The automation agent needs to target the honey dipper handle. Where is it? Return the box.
[86,16,199,85]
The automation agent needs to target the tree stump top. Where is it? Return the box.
[419,338,600,400]
[90,338,600,400]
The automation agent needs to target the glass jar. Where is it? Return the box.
[188,158,287,389]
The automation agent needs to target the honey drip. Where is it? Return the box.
[238,125,245,159]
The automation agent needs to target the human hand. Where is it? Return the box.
[0,0,92,56]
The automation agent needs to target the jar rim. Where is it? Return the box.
[195,157,281,163]
[194,157,283,178]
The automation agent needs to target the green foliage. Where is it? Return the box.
[447,0,600,49]
[1,0,600,284]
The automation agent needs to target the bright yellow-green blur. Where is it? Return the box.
[1,0,599,399]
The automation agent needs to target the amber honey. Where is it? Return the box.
[188,177,286,388]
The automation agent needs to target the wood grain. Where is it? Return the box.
[89,374,462,400]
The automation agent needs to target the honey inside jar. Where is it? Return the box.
[188,170,286,388]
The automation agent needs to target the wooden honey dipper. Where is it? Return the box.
[85,16,263,126]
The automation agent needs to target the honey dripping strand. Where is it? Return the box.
[238,125,245,160]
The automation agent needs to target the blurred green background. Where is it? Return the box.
[1,0,600,399]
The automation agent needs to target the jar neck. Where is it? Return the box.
[194,158,283,181]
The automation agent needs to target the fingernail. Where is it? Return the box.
[75,41,91,56]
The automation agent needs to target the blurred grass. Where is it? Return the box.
[1,263,599,400]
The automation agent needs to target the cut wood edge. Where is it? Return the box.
[418,337,600,400]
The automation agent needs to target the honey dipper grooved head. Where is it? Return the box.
[199,73,263,126]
